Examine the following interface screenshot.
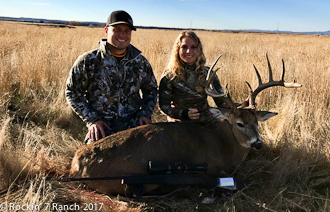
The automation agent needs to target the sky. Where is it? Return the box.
[0,0,329,32]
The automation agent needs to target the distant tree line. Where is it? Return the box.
[68,21,105,28]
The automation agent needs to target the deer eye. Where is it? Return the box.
[237,123,244,128]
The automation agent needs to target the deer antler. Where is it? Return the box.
[247,53,302,108]
[205,55,224,97]
[205,55,237,110]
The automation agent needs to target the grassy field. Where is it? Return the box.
[0,21,330,211]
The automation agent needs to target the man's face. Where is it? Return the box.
[105,24,132,54]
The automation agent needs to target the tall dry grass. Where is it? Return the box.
[0,21,330,211]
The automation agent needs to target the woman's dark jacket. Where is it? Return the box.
[159,66,224,125]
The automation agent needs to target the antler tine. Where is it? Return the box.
[205,55,225,98]
[208,54,222,76]
[205,55,238,110]
[281,59,286,81]
[266,53,274,82]
[245,81,254,108]
[246,81,253,92]
[281,59,302,88]
[236,81,253,109]
[253,64,263,85]
[284,78,302,88]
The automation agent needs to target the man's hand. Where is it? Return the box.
[139,116,152,125]
[88,120,112,142]
[188,108,200,120]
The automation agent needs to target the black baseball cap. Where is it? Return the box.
[106,10,136,31]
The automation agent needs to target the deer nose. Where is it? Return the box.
[251,140,263,149]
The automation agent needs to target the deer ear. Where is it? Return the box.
[256,111,278,122]
[210,108,230,120]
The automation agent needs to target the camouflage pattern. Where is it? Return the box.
[159,65,224,126]
[66,39,157,133]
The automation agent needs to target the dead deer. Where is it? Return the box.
[69,54,301,195]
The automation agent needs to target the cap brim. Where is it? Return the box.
[108,21,136,31]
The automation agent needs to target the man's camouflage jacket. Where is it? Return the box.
[65,39,157,130]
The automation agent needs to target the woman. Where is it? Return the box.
[159,31,225,127]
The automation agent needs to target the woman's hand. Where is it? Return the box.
[188,108,200,120]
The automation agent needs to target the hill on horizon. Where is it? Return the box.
[1,16,329,35]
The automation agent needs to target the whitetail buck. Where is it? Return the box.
[69,54,301,195]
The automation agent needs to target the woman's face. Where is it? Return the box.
[179,36,198,66]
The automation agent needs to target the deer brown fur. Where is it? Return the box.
[70,107,276,195]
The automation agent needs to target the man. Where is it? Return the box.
[66,10,157,144]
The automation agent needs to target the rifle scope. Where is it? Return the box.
[148,161,208,174]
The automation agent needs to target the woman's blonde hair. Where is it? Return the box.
[165,31,206,81]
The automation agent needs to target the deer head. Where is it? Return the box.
[205,54,302,149]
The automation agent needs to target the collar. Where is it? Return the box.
[98,39,141,60]
[184,64,197,71]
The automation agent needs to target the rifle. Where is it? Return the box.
[61,161,240,197]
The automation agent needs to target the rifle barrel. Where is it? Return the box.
[61,175,124,182]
